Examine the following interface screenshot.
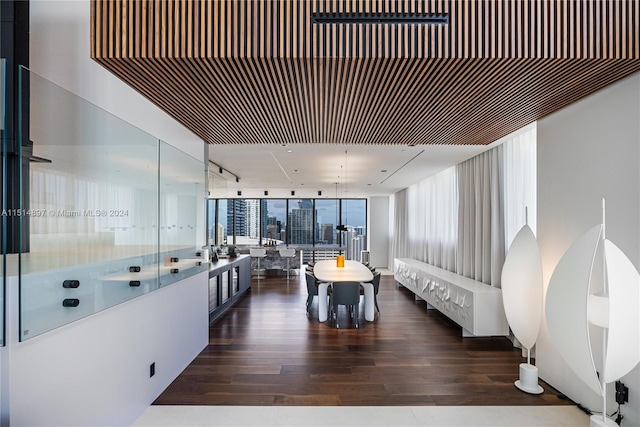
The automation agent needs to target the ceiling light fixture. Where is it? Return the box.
[208,160,240,183]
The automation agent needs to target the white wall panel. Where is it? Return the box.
[369,196,390,269]
[537,71,640,426]
[7,272,208,426]
[30,0,204,160]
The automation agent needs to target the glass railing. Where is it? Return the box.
[16,66,205,340]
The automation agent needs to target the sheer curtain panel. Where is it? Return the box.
[503,125,537,248]
[456,146,505,287]
[392,167,457,272]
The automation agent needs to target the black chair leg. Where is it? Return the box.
[355,302,359,328]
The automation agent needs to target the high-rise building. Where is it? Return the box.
[216,223,225,245]
[245,199,260,238]
[350,234,365,261]
[320,223,333,244]
[227,199,246,237]
[289,200,313,244]
[265,215,278,241]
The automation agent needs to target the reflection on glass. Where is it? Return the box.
[0,58,6,346]
[159,141,206,287]
[208,276,218,312]
[221,270,229,303]
[18,67,205,340]
[232,266,239,294]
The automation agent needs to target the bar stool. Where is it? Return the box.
[278,248,296,280]
[249,248,267,279]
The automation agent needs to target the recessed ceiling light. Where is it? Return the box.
[287,149,292,153]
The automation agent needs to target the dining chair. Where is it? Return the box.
[361,271,382,315]
[305,272,318,316]
[329,281,361,329]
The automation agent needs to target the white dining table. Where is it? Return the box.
[313,260,375,322]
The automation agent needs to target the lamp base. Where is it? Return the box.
[590,415,618,427]
[514,363,544,394]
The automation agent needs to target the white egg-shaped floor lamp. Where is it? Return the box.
[501,219,544,394]
[546,200,640,427]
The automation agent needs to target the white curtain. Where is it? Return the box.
[392,125,537,284]
[391,189,409,259]
[503,125,537,248]
[456,146,505,286]
[392,167,458,271]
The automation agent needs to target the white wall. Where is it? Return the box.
[3,271,208,426]
[368,196,390,269]
[29,0,204,160]
[0,3,211,426]
[537,72,640,426]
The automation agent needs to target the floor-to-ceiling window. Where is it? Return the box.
[207,198,367,259]
[261,199,286,244]
[340,199,367,259]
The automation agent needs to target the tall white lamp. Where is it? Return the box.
[501,214,544,394]
[546,200,640,427]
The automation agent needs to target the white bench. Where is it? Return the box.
[394,258,508,337]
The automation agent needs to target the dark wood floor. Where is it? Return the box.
[154,272,570,406]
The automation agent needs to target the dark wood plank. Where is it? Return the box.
[154,271,570,406]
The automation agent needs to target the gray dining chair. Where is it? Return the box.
[361,271,382,315]
[329,281,361,329]
[305,272,319,316]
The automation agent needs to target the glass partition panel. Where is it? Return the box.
[18,67,162,339]
[0,58,6,346]
[158,141,206,286]
[16,67,205,340]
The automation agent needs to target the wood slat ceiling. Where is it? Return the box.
[91,0,640,147]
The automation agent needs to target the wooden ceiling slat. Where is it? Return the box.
[91,0,640,146]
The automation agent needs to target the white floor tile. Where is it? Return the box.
[132,406,279,427]
[274,406,420,426]
[410,406,589,427]
[132,405,589,427]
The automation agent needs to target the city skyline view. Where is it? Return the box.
[207,198,366,248]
